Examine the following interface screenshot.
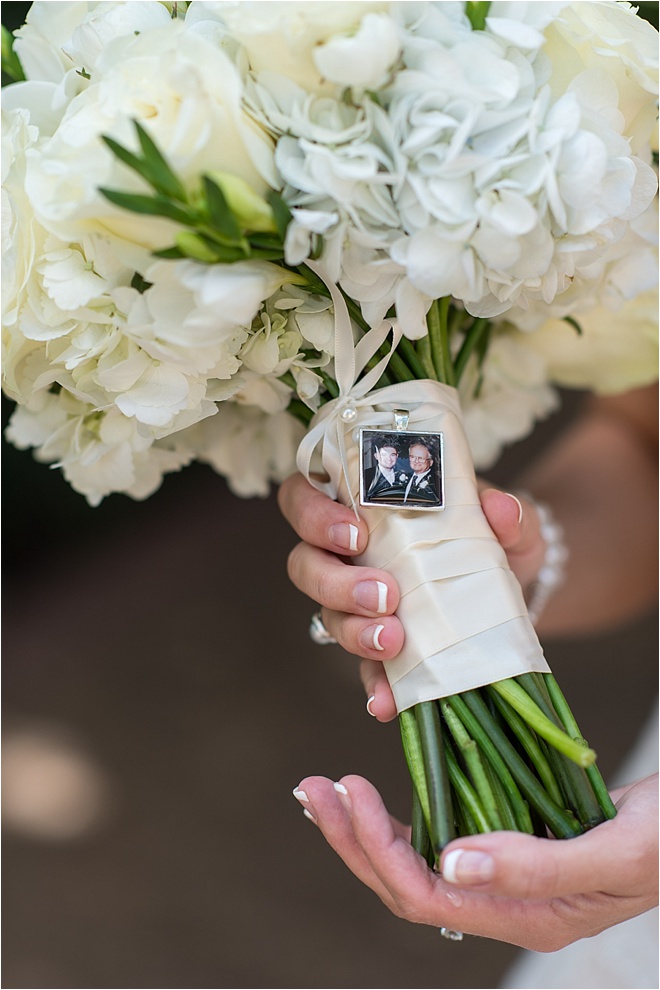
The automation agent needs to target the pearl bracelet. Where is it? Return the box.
[521,496,569,626]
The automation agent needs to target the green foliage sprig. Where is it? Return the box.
[99,120,291,265]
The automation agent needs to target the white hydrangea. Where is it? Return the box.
[179,399,305,498]
[458,331,559,470]
[243,0,657,330]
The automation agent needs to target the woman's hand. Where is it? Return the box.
[293,772,658,951]
[278,473,546,721]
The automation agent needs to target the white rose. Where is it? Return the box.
[13,2,172,81]
[24,23,276,250]
[190,1,392,94]
[1,108,43,330]
[543,1,659,152]
[521,288,659,395]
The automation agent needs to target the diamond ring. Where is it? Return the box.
[309,611,337,645]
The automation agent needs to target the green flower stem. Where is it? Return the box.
[388,350,416,382]
[441,700,503,830]
[543,674,617,821]
[319,370,340,398]
[287,398,314,426]
[427,298,456,386]
[460,691,583,838]
[491,679,596,768]
[399,709,431,836]
[516,673,606,827]
[454,317,490,384]
[453,796,479,836]
[445,693,533,833]
[414,702,456,853]
[485,761,520,832]
[443,740,491,833]
[415,336,437,380]
[487,688,564,807]
[466,1,492,31]
[411,787,434,868]
[398,335,433,381]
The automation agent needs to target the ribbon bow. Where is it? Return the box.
[296,263,463,517]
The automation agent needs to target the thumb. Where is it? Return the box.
[439,818,632,900]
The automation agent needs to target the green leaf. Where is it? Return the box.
[175,230,247,263]
[563,315,583,335]
[152,246,186,259]
[201,176,243,241]
[266,190,292,241]
[98,187,193,225]
[102,127,188,202]
[130,272,153,293]
[2,25,25,83]
[134,121,188,201]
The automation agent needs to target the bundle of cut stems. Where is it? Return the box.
[337,294,617,861]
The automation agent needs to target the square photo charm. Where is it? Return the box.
[359,429,445,510]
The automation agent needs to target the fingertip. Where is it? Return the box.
[480,488,523,546]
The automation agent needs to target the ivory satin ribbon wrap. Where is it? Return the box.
[296,264,550,713]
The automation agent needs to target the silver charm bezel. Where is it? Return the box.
[359,428,445,511]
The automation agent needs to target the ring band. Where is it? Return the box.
[309,611,337,645]
[439,928,464,941]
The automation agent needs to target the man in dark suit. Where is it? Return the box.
[363,440,410,503]
[402,442,439,505]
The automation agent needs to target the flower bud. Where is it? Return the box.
[205,171,277,233]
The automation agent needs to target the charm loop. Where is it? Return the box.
[393,408,410,431]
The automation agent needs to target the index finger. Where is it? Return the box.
[278,473,368,556]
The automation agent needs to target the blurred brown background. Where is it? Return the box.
[4,386,657,990]
[2,4,658,987]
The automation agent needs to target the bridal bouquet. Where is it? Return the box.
[3,1,658,862]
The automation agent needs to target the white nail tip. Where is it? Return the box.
[505,493,524,525]
[376,581,388,613]
[333,782,348,795]
[442,849,463,884]
[348,524,359,551]
[292,788,309,803]
[366,695,376,717]
[303,808,317,823]
[372,624,385,651]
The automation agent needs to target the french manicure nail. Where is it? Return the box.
[303,808,317,824]
[360,624,385,651]
[333,781,352,811]
[292,787,309,803]
[505,493,524,525]
[366,695,377,717]
[442,849,495,885]
[329,523,360,552]
[354,580,388,613]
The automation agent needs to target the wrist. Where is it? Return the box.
[519,494,569,626]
